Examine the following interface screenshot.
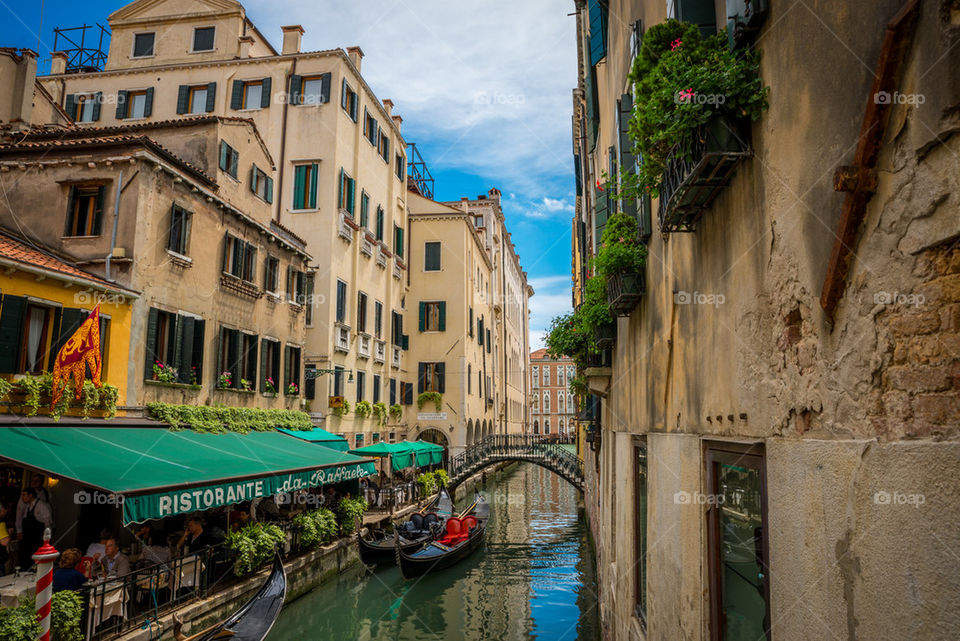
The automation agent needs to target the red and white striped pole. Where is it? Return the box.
[32,528,59,641]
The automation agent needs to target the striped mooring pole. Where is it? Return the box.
[32,528,59,641]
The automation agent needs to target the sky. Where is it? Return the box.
[0,0,578,349]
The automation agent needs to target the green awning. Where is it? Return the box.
[402,440,444,466]
[0,427,375,524]
[348,442,415,471]
[277,427,349,452]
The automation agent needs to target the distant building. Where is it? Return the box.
[528,348,575,438]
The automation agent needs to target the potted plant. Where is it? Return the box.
[264,377,277,396]
[389,403,403,422]
[594,213,647,315]
[239,378,252,392]
[286,382,299,396]
[372,401,388,426]
[355,400,372,419]
[217,371,232,389]
[331,399,351,417]
[416,391,442,412]
[152,361,178,384]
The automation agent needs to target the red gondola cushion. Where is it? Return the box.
[462,516,478,530]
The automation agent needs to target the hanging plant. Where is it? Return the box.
[388,403,402,422]
[416,391,442,412]
[331,399,351,417]
[355,400,372,418]
[372,401,388,426]
[592,213,647,279]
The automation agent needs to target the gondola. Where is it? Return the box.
[395,492,489,579]
[173,552,286,641]
[357,489,453,566]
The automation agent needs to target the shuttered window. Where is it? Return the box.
[250,165,274,203]
[132,33,155,58]
[337,168,355,215]
[355,371,365,403]
[290,73,331,106]
[168,204,191,255]
[117,88,153,119]
[192,27,216,52]
[222,234,256,282]
[424,241,441,271]
[417,362,445,393]
[284,345,301,394]
[144,308,205,384]
[418,301,446,332]
[360,192,370,228]
[230,78,272,110]
[341,79,358,120]
[336,280,347,323]
[66,93,101,122]
[219,141,239,179]
[177,83,216,115]
[65,184,105,237]
[375,206,385,241]
[292,163,318,210]
[588,0,608,65]
[394,225,404,259]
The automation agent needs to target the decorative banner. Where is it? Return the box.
[121,460,376,524]
[50,304,102,408]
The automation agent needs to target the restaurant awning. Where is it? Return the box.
[0,427,376,524]
[402,440,444,466]
[277,427,349,452]
[348,442,415,471]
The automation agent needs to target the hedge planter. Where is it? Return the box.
[658,115,750,233]
[595,322,616,350]
[607,270,645,316]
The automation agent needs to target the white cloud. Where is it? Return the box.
[527,274,574,351]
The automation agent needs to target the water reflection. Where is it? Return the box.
[268,463,600,641]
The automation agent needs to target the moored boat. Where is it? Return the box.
[395,492,489,579]
[173,552,286,641]
[357,489,452,566]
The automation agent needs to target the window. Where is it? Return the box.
[338,169,356,215]
[250,165,274,203]
[336,280,347,323]
[219,141,239,179]
[116,88,153,119]
[634,441,648,622]
[486,328,491,353]
[177,84,215,115]
[390,378,397,405]
[424,242,441,271]
[360,192,370,228]
[168,204,191,255]
[705,443,770,641]
[291,74,330,106]
[374,301,383,338]
[357,292,368,333]
[543,366,550,386]
[588,0,608,65]
[543,390,550,413]
[284,345,302,394]
[395,153,405,181]
[544,418,550,434]
[373,375,381,403]
[341,79,358,120]
[132,32,155,58]
[65,185,105,237]
[394,225,404,259]
[262,338,281,392]
[20,304,52,373]
[364,109,378,145]
[305,364,316,400]
[193,27,216,52]
[304,274,315,325]
[287,267,305,304]
[567,393,575,413]
[292,163,318,210]
[230,78,272,110]
[532,366,539,388]
[469,307,474,337]
[558,390,565,414]
[419,301,446,332]
[356,370,365,403]
[468,364,472,394]
[264,256,280,293]
[391,311,403,347]
[66,93,101,123]
[355,433,364,448]
[558,367,566,388]
[375,206,385,241]
[144,309,204,384]
[417,362,445,393]
[223,234,256,282]
[215,328,257,389]
[377,131,390,162]
[333,366,344,397]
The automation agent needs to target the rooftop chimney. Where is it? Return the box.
[281,25,304,55]
[382,98,393,117]
[346,46,364,72]
[8,49,37,129]
[392,115,403,133]
[238,35,254,58]
[49,51,67,75]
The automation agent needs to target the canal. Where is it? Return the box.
[267,462,600,640]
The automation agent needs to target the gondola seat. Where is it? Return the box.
[462,515,478,531]
[437,517,469,545]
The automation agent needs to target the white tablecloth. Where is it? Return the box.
[0,573,35,608]
[172,557,205,591]
[87,580,126,627]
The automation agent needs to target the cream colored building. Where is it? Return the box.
[37,0,413,442]
[444,190,534,436]
[572,1,960,640]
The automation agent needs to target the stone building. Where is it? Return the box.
[35,0,412,441]
[445,189,534,436]
[571,0,960,640]
[529,348,576,438]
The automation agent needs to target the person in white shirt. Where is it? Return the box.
[16,488,53,568]
[85,529,113,562]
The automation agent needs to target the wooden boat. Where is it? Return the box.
[173,553,286,641]
[395,492,489,579]
[357,489,452,566]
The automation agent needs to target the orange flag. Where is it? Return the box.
[50,304,102,409]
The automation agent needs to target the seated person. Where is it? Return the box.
[228,504,252,532]
[135,523,169,567]
[97,537,130,578]
[178,516,214,554]
[85,529,112,563]
[53,548,86,592]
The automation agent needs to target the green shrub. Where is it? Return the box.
[434,469,449,488]
[372,401,388,426]
[145,403,313,433]
[293,508,338,548]
[388,403,402,422]
[0,603,40,641]
[416,472,437,496]
[51,590,83,641]
[593,213,647,279]
[225,522,285,576]
[354,400,372,418]
[336,497,368,535]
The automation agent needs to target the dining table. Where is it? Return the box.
[0,572,35,608]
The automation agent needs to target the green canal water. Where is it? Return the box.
[267,463,601,640]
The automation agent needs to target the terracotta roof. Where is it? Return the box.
[0,228,136,295]
[530,348,571,361]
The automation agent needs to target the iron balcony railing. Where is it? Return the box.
[448,434,584,491]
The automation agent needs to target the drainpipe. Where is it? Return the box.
[275,58,296,224]
[105,171,122,280]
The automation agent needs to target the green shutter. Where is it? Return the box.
[418,302,425,332]
[437,363,445,393]
[230,81,244,110]
[265,177,273,204]
[289,74,302,105]
[337,168,344,211]
[320,73,331,103]
[417,363,426,394]
[144,307,159,380]
[293,166,306,209]
[0,295,25,373]
[65,95,76,120]
[346,177,354,214]
[206,83,217,112]
[219,141,228,170]
[92,92,102,121]
[176,86,189,114]
[116,90,128,119]
[230,148,239,178]
[250,164,258,193]
[228,329,241,388]
[93,186,105,235]
[192,319,205,381]
[143,87,154,117]
[178,316,195,383]
[438,302,446,331]
[588,0,609,65]
[309,163,318,209]
[260,77,272,108]
[260,338,268,388]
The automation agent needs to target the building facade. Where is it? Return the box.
[529,348,576,438]
[572,1,960,640]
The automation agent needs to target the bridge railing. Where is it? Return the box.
[449,434,584,488]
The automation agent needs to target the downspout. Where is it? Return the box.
[275,58,296,224]
[500,243,507,435]
[105,171,123,280]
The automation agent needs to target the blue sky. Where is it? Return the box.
[0,0,577,348]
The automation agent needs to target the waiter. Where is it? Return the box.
[16,487,52,568]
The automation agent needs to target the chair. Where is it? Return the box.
[437,517,468,546]
[462,515,478,531]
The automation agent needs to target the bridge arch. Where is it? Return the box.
[447,434,583,492]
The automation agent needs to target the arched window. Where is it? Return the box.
[558,417,565,435]
[532,366,539,388]
[543,390,550,413]
[557,390,565,415]
[567,393,575,413]
[544,418,551,434]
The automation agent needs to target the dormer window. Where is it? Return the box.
[193,27,215,52]
[132,32,155,58]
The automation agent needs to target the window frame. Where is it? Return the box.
[634,439,648,624]
[131,32,156,59]
[64,184,105,237]
[126,89,149,119]
[424,241,441,272]
[191,26,216,53]
[395,153,405,181]
[357,291,368,333]
[242,80,264,110]
[299,75,327,106]
[187,85,209,115]
[291,163,319,211]
[264,255,280,294]
[167,203,192,256]
[223,234,257,283]
[341,79,358,121]
[422,362,444,393]
[219,141,239,180]
[422,301,443,332]
[74,93,98,122]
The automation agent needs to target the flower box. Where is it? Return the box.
[607,270,645,316]
[595,322,616,350]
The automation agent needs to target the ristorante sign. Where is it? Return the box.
[122,461,375,524]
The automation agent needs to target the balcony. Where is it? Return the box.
[607,270,645,316]
[360,236,374,257]
[335,324,350,353]
[376,245,388,268]
[357,333,371,359]
[338,212,354,242]
[374,340,386,363]
[658,116,750,233]
[391,347,401,369]
[595,322,616,350]
[392,260,402,280]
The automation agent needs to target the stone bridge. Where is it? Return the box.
[447,434,584,492]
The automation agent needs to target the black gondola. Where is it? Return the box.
[395,492,489,579]
[173,552,286,641]
[357,489,452,566]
